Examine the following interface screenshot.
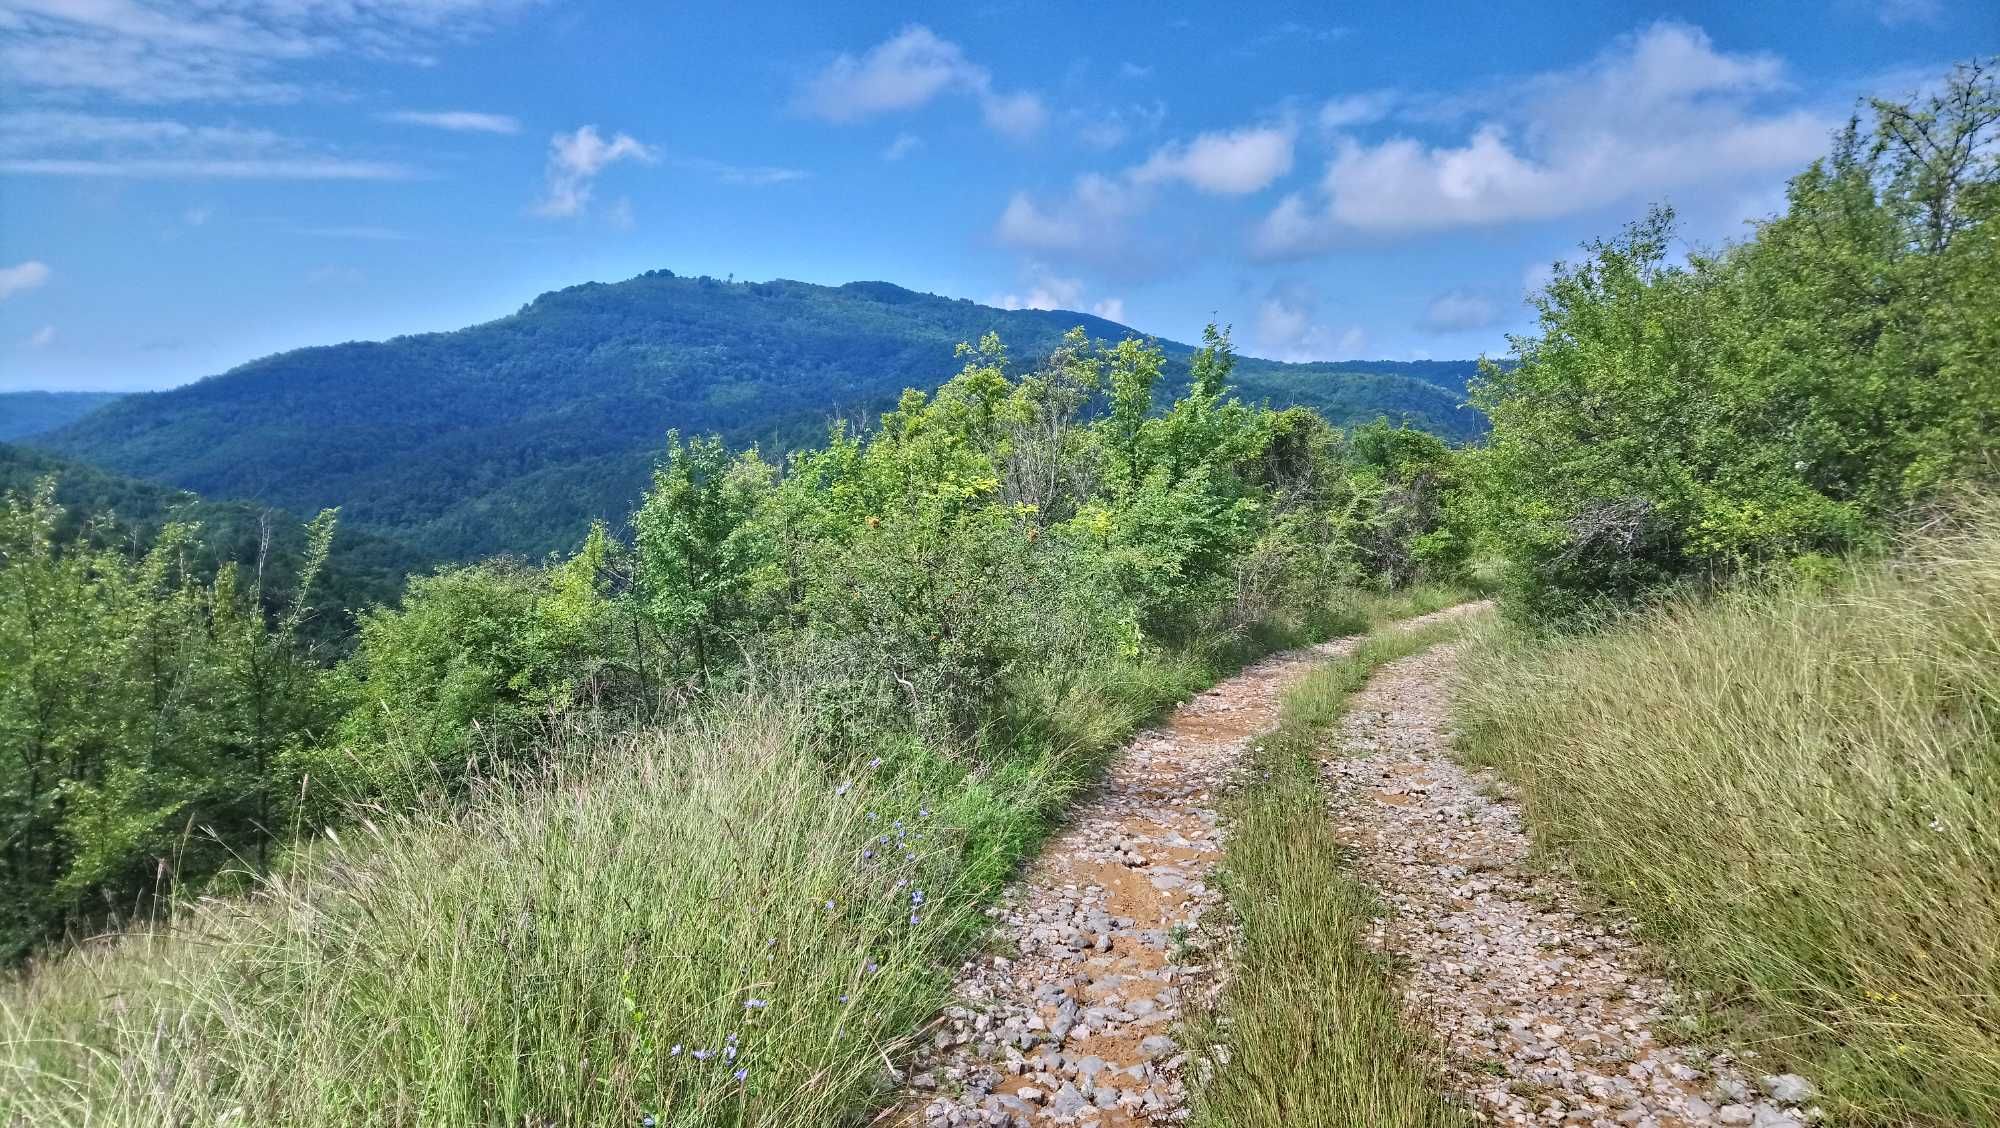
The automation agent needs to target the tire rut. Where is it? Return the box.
[1320,642,1822,1128]
[890,606,1479,1127]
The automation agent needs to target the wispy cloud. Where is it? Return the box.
[288,224,414,241]
[1875,0,1943,26]
[1255,21,1831,253]
[0,110,417,179]
[534,125,656,218]
[1254,280,1368,361]
[0,260,52,300]
[1417,289,1503,333]
[796,25,1047,139]
[28,324,56,348]
[380,110,521,134]
[0,0,531,103]
[674,156,808,186]
[882,132,922,160]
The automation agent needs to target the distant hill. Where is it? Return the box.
[0,392,122,441]
[33,272,1486,560]
[0,444,430,646]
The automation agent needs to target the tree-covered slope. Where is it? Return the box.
[0,392,123,441]
[0,444,429,640]
[34,272,1483,559]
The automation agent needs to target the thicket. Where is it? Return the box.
[1468,60,1999,623]
[0,326,1467,1123]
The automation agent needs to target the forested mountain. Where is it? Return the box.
[0,392,122,441]
[0,444,428,641]
[32,272,1483,559]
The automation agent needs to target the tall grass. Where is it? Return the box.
[1455,506,2000,1125]
[0,594,1402,1125]
[1189,620,1473,1128]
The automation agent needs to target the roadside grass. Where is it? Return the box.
[1188,616,1475,1128]
[1454,505,2000,1125]
[0,596,1412,1126]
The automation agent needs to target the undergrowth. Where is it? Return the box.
[0,598,1405,1126]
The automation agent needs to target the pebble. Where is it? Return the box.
[891,606,1482,1125]
[1320,642,1821,1128]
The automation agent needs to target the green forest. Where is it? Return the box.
[29,277,1483,561]
[1,58,1996,1128]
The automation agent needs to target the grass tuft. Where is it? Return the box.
[1188,619,1473,1128]
[1454,504,2000,1125]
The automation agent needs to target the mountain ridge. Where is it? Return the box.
[34,269,1487,560]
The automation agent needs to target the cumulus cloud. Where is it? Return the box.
[1417,289,1502,332]
[1254,281,1369,362]
[380,110,521,134]
[0,110,417,179]
[0,260,52,300]
[534,125,656,218]
[988,266,1125,322]
[1255,21,1833,254]
[0,0,530,103]
[1131,124,1294,194]
[996,121,1289,257]
[994,172,1140,253]
[795,25,1046,139]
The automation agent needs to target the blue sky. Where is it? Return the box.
[1,0,1994,391]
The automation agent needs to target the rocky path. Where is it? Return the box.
[1321,642,1822,1128]
[891,606,1481,1128]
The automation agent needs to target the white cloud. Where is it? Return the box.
[182,205,211,225]
[305,265,365,286]
[381,110,521,134]
[994,172,1141,253]
[997,122,1288,256]
[28,324,56,347]
[1255,21,1832,253]
[674,156,808,186]
[1876,0,1942,26]
[605,196,635,231]
[1418,289,1501,332]
[0,110,417,179]
[1073,100,1166,150]
[1319,91,1396,129]
[796,25,1045,139]
[990,269,1084,311]
[1253,281,1369,362]
[290,224,412,240]
[988,266,1123,322]
[0,260,52,300]
[883,132,922,160]
[0,0,530,103]
[1118,61,1152,80]
[534,125,656,218]
[1132,123,1294,194]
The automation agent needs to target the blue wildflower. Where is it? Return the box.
[692,1049,712,1061]
[744,998,769,1009]
[733,1067,749,1082]
[668,1044,682,1056]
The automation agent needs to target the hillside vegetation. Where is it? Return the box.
[0,443,428,636]
[1447,60,2000,1125]
[0,324,1473,1123]
[32,275,1483,560]
[1457,509,2000,1122]
[0,393,121,442]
